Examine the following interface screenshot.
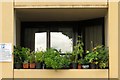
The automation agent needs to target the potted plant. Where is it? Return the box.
[29,52,36,69]
[35,51,44,69]
[44,48,55,69]
[44,48,60,69]
[23,60,29,69]
[44,48,65,69]
[78,59,83,69]
[81,58,90,69]
[85,50,99,69]
[13,46,30,69]
[61,54,71,69]
[13,46,22,69]
[85,45,109,69]
[97,46,109,69]
[22,47,30,69]
[51,55,63,69]
[71,36,84,69]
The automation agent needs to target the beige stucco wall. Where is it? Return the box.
[0,2,14,78]
[0,2,2,80]
[118,1,120,80]
[0,2,2,43]
[108,2,119,79]
[14,69,108,78]
[14,0,108,9]
[0,0,119,79]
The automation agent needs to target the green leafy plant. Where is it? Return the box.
[13,46,30,64]
[13,46,31,69]
[29,52,35,63]
[97,46,109,69]
[62,53,71,68]
[44,48,71,69]
[22,47,31,64]
[23,60,28,64]
[13,46,22,64]
[78,59,83,64]
[78,58,89,65]
[35,51,44,63]
[85,50,99,65]
[44,48,62,69]
[85,45,109,69]
[72,36,84,63]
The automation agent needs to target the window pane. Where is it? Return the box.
[35,32,46,51]
[51,32,73,53]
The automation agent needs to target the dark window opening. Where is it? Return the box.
[21,18,104,54]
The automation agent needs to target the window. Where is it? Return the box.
[21,18,104,53]
[34,27,74,53]
[35,32,47,51]
[51,32,73,53]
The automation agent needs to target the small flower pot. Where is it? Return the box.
[14,63,22,69]
[43,63,46,69]
[36,62,42,69]
[90,63,96,69]
[70,63,73,69]
[30,63,36,69]
[95,64,99,69]
[72,63,77,69]
[82,64,89,69]
[78,64,82,69]
[23,63,29,69]
[62,65,70,69]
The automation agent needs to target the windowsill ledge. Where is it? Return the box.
[14,69,108,78]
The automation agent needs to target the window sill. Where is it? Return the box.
[14,69,108,78]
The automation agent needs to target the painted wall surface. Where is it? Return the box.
[0,1,2,43]
[15,0,107,2]
[0,2,2,80]
[118,1,120,80]
[108,2,118,78]
[0,2,14,78]
[14,0,107,8]
[14,69,108,78]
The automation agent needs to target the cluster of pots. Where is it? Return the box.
[14,62,99,69]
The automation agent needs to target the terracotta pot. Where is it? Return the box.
[30,63,35,69]
[78,64,82,69]
[23,63,29,69]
